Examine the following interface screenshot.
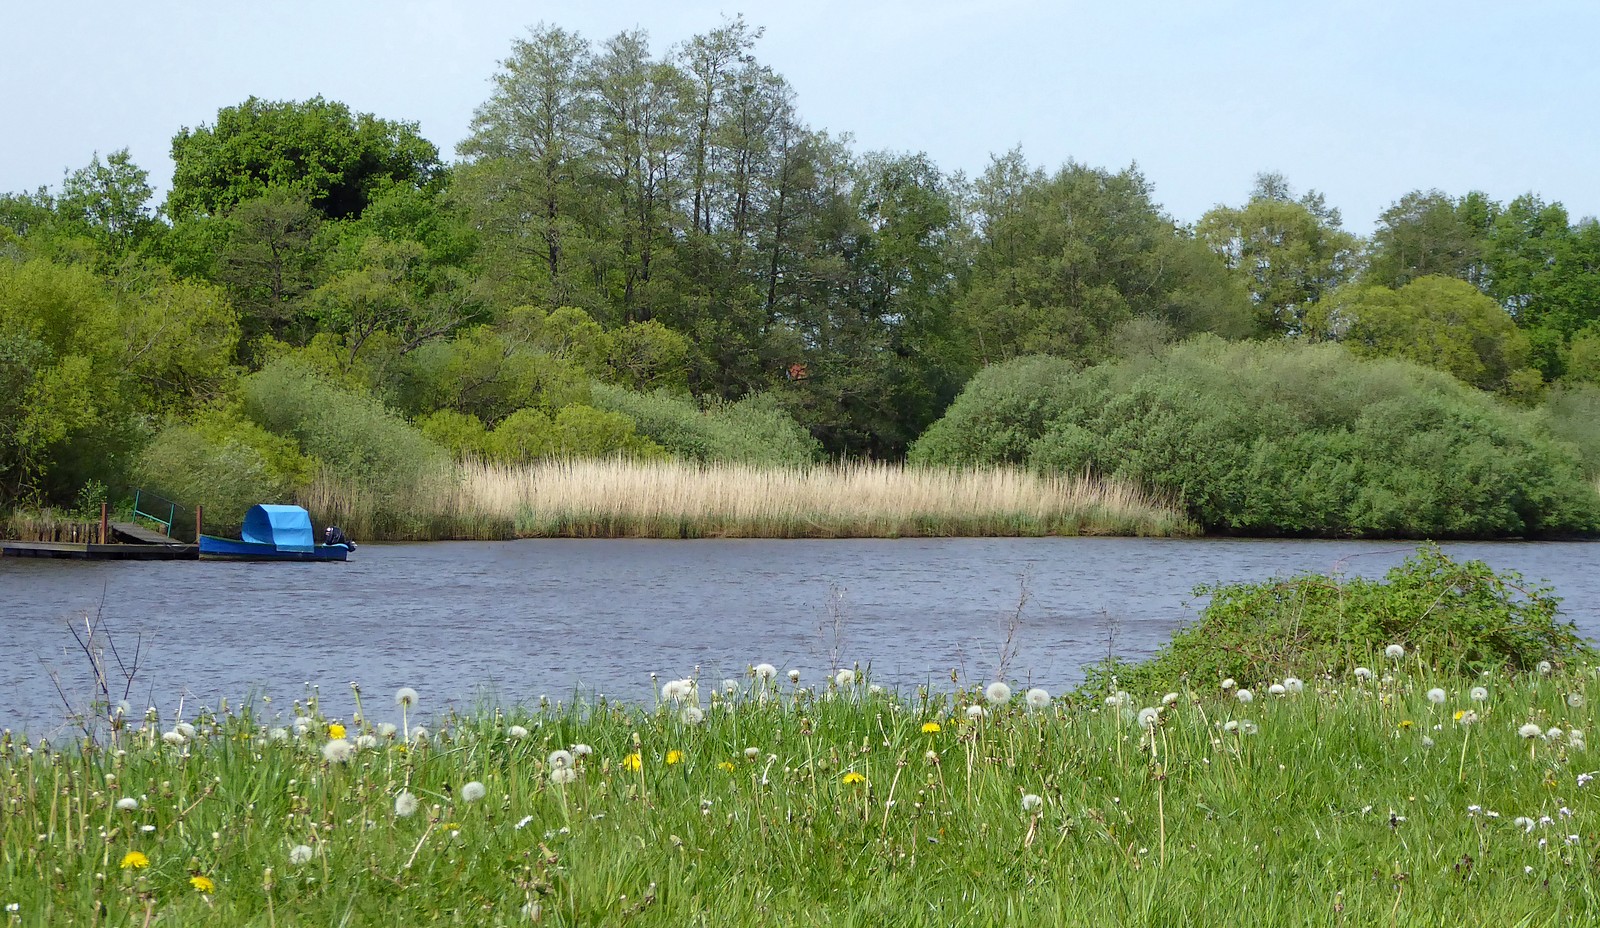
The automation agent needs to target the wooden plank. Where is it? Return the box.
[2,540,198,560]
[108,521,179,545]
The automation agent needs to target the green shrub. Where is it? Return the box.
[589,384,820,466]
[485,404,664,465]
[912,339,1600,537]
[1086,546,1593,694]
[1545,384,1600,475]
[136,409,314,528]
[416,409,490,459]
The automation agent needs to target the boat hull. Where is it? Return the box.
[198,535,350,562]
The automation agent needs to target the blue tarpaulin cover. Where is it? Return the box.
[240,504,315,552]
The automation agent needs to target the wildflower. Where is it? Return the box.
[356,735,377,749]
[787,669,801,683]
[924,750,939,764]
[718,760,737,772]
[548,749,574,770]
[1239,720,1259,735]
[1268,684,1286,697]
[1579,773,1595,788]
[1421,736,1435,748]
[1537,661,1553,675]
[1236,689,1253,704]
[681,705,705,725]
[189,875,214,894]
[842,771,866,785]
[985,682,1012,706]
[572,743,593,757]
[1021,794,1043,812]
[1515,816,1536,832]
[965,705,986,720]
[115,797,138,812]
[623,753,643,772]
[1573,739,1588,753]
[461,781,487,803]
[1547,727,1564,742]
[1426,688,1447,705]
[1222,720,1240,733]
[744,746,761,760]
[1221,678,1236,691]
[1519,723,1544,739]
[508,725,529,739]
[661,679,695,703]
[394,791,419,817]
[269,727,290,742]
[1454,710,1477,725]
[922,721,942,734]
[1137,707,1160,728]
[162,730,186,746]
[1385,644,1406,660]
[1283,677,1304,694]
[120,851,149,870]
[411,727,429,744]
[1568,835,1581,845]
[835,669,856,688]
[1025,687,1050,710]
[722,679,740,694]
[516,816,533,830]
[1354,667,1374,681]
[1569,693,1586,708]
[1398,720,1414,730]
[1470,687,1488,701]
[666,750,684,766]
[550,767,577,785]
[321,739,354,764]
[394,688,419,708]
[327,723,346,740]
[755,663,777,681]
[1162,692,1181,706]
[289,845,313,866]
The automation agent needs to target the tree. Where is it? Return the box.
[167,96,441,221]
[56,149,158,257]
[1198,173,1360,336]
[214,187,325,347]
[1366,189,1490,289]
[1312,276,1531,392]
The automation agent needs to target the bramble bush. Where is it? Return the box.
[1088,546,1593,694]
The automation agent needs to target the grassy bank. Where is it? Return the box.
[4,661,1598,925]
[2,509,99,544]
[299,460,1198,540]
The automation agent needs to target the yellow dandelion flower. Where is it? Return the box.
[666,750,684,766]
[921,721,941,734]
[120,851,149,870]
[190,875,215,894]
[842,771,866,785]
[328,723,346,740]
[623,753,642,772]
[1398,720,1413,730]
[718,760,737,772]
[1453,709,1467,721]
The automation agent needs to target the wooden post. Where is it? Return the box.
[100,502,108,545]
[195,505,203,542]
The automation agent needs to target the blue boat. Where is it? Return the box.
[198,505,353,562]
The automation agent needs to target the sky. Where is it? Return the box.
[3,0,1597,233]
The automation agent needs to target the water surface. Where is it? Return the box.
[2,538,1594,735]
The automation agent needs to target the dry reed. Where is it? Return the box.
[299,459,1197,540]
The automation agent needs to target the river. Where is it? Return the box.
[2,538,1595,736]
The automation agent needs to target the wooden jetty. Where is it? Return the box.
[0,502,200,560]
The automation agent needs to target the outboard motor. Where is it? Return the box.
[323,525,356,550]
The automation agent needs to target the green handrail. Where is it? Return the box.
[132,489,176,538]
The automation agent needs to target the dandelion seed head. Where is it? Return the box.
[1470,687,1488,701]
[1220,678,1236,691]
[1520,723,1545,739]
[1021,793,1043,812]
[681,705,705,725]
[1239,720,1259,735]
[394,791,418,817]
[1547,727,1564,742]
[1568,693,1586,708]
[550,767,577,785]
[966,705,986,720]
[1385,644,1406,660]
[289,845,313,865]
[321,738,354,764]
[548,750,574,770]
[1236,688,1254,704]
[985,682,1012,706]
[269,727,289,742]
[1268,684,1286,696]
[1025,688,1050,710]
[1223,720,1240,733]
[1354,667,1374,680]
[787,669,801,683]
[356,734,377,749]
[1421,735,1435,747]
[175,722,195,739]
[460,781,487,803]
[572,743,593,757]
[115,797,138,812]
[508,725,529,739]
[161,730,186,745]
[1283,677,1304,694]
[394,687,419,708]
[754,663,777,681]
[1537,661,1553,675]
[411,727,429,744]
[835,669,856,688]
[745,746,761,760]
[722,679,740,694]
[1162,692,1181,706]
[1426,688,1447,705]
[1137,707,1160,728]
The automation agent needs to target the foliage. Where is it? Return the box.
[1089,547,1591,693]
[483,404,662,464]
[912,340,1600,537]
[415,409,491,459]
[135,409,315,528]
[589,383,820,466]
[1545,384,1600,475]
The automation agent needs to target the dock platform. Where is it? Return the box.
[1,540,198,560]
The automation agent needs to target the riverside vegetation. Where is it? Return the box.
[5,550,1599,925]
[6,19,1600,541]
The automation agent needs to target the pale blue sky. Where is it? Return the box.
[4,0,1596,231]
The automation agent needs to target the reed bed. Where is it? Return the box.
[298,459,1197,541]
[2,509,98,543]
[5,660,1598,925]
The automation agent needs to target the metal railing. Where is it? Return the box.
[132,489,177,538]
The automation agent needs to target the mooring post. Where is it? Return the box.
[195,505,203,541]
[100,502,108,545]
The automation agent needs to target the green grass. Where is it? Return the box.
[4,663,1599,926]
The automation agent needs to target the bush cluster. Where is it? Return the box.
[911,338,1600,536]
[589,384,821,467]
